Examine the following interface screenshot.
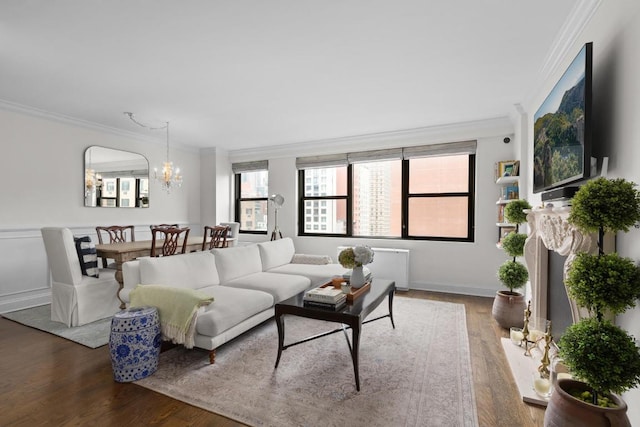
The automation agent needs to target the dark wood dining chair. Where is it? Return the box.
[95,225,135,268]
[202,225,229,250]
[150,226,190,257]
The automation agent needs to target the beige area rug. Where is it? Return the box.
[136,296,478,427]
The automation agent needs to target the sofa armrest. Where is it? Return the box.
[121,259,142,303]
[291,253,333,265]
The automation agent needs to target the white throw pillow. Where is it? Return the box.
[139,251,219,289]
[212,244,263,282]
[257,238,295,271]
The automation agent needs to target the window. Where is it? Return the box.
[297,141,475,241]
[233,161,269,234]
[298,166,348,235]
[406,155,474,239]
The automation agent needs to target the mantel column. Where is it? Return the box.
[523,206,597,324]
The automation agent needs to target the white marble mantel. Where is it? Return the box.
[523,206,599,325]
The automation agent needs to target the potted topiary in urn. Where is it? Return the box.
[492,199,532,329]
[544,178,640,427]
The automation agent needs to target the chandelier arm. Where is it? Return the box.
[166,121,170,162]
[126,111,182,194]
[124,112,167,130]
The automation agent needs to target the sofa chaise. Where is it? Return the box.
[121,237,348,362]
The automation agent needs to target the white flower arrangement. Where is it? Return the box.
[338,245,374,268]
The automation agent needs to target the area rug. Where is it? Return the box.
[136,297,478,427]
[1,304,111,348]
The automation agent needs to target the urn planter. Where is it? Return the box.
[491,290,525,329]
[544,379,630,427]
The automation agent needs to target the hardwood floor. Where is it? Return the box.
[0,290,545,426]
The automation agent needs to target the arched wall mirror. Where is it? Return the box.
[84,146,150,208]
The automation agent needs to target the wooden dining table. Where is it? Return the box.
[96,236,204,309]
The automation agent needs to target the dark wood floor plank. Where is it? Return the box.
[0,290,544,426]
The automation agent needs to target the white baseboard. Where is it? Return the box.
[0,290,51,314]
[408,282,497,298]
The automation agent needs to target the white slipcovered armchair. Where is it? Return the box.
[41,227,121,327]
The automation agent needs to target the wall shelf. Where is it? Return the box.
[495,160,520,245]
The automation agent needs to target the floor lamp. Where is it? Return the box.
[269,194,284,241]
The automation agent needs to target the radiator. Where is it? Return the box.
[337,246,410,290]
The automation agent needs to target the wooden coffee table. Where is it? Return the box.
[274,279,396,391]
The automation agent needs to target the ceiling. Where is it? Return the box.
[0,1,580,151]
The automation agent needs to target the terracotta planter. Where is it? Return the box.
[544,379,630,427]
[491,290,525,329]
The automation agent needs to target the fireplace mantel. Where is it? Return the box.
[523,206,598,324]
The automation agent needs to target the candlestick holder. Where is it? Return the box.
[538,321,553,379]
[521,300,538,356]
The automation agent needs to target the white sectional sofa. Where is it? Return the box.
[121,237,348,362]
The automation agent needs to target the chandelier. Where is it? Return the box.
[125,112,183,193]
[154,120,182,193]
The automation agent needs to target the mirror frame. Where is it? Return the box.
[84,146,150,208]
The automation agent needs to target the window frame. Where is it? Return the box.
[234,171,269,235]
[297,166,351,237]
[298,153,475,242]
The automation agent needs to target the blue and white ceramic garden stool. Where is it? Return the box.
[109,306,162,382]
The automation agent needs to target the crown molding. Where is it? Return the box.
[229,116,514,162]
[539,0,602,81]
[0,98,199,153]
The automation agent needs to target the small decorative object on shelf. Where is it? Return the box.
[494,160,521,246]
[339,245,374,288]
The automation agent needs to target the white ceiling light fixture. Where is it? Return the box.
[269,194,284,241]
[125,112,183,194]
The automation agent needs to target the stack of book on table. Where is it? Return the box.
[303,286,347,310]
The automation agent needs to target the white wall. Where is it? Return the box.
[232,119,517,298]
[520,2,640,422]
[0,106,202,312]
[1,108,520,311]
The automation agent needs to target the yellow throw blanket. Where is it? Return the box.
[129,284,214,349]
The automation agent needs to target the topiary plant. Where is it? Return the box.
[492,198,531,328]
[497,259,528,293]
[559,177,640,406]
[569,177,640,234]
[501,232,527,257]
[505,199,532,225]
[560,318,640,396]
[565,252,640,318]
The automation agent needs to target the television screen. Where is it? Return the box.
[533,42,592,193]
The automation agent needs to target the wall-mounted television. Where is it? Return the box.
[533,42,593,194]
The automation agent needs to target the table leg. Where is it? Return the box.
[351,320,362,391]
[274,311,285,368]
[388,289,396,329]
[114,262,125,309]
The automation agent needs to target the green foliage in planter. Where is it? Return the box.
[561,178,640,404]
[566,252,640,316]
[504,199,532,225]
[559,318,640,395]
[501,232,527,257]
[497,260,528,292]
[568,177,640,233]
[568,389,617,408]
